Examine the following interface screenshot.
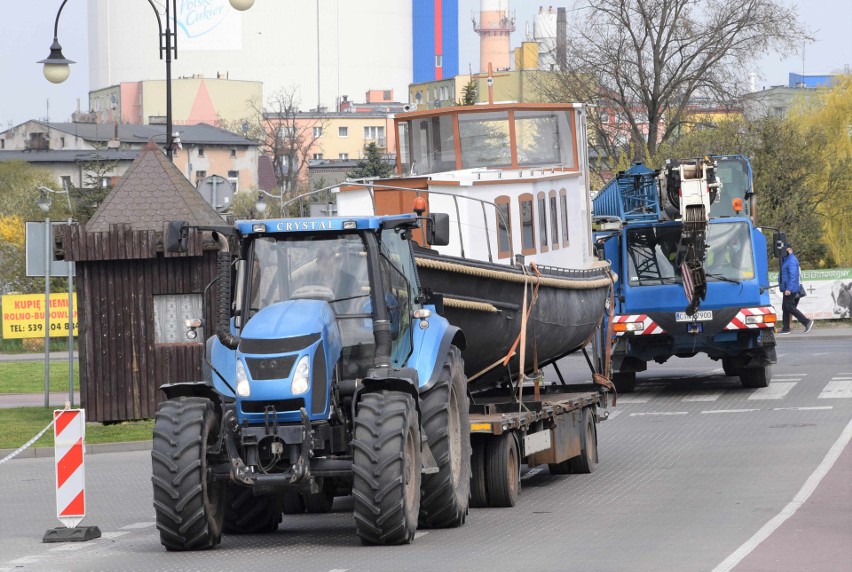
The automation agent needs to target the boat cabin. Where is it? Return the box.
[336,103,597,271]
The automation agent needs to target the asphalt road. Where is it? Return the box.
[1,336,850,572]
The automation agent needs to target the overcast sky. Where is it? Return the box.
[1,0,850,128]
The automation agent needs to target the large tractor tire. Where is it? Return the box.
[567,407,599,474]
[485,432,520,508]
[223,486,282,534]
[352,391,421,545]
[740,364,772,389]
[151,397,225,551]
[418,346,471,528]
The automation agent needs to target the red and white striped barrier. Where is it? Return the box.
[612,314,666,336]
[54,409,86,529]
[723,307,777,330]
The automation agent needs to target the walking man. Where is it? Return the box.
[778,242,813,334]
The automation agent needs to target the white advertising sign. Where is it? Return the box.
[178,0,243,51]
[768,268,852,321]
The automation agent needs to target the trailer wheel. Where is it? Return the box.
[722,358,741,377]
[223,486,282,534]
[352,391,421,545]
[151,397,225,551]
[281,492,305,514]
[613,371,636,393]
[485,433,520,508]
[469,436,488,508]
[740,364,772,389]
[568,408,598,474]
[303,478,335,513]
[419,346,471,528]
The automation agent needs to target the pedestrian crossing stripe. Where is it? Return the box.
[818,379,852,399]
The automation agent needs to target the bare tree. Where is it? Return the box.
[540,0,810,169]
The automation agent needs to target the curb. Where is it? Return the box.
[0,440,152,461]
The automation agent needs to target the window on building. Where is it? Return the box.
[313,153,324,160]
[60,137,65,148]
[227,170,239,193]
[1,139,4,149]
[153,294,204,343]
[231,148,237,157]
[338,126,349,137]
[60,176,72,191]
[537,192,548,250]
[435,55,443,68]
[549,192,559,250]
[364,126,385,145]
[195,170,207,186]
[519,194,536,255]
[339,153,349,160]
[560,189,570,246]
[279,126,294,139]
[198,147,205,157]
[313,126,323,138]
[495,195,512,259]
[383,90,392,100]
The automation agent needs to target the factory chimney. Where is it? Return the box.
[473,0,515,73]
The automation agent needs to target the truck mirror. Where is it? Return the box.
[426,213,450,246]
[166,220,189,253]
[772,230,787,259]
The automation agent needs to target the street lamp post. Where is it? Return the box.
[37,186,75,408]
[255,189,285,219]
[38,0,256,160]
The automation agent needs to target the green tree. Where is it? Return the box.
[458,80,478,106]
[346,142,394,179]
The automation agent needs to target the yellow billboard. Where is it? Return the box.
[1,293,78,339]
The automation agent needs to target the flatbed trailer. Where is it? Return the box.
[467,382,610,507]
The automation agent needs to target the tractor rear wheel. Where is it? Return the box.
[418,347,471,528]
[151,397,225,551]
[352,391,421,545]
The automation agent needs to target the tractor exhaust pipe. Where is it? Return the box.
[214,233,240,350]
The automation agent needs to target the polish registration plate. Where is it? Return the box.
[675,311,713,322]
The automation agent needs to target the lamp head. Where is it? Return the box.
[255,192,268,213]
[229,0,255,11]
[36,188,52,213]
[38,39,75,84]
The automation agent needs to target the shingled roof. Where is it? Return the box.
[86,141,225,233]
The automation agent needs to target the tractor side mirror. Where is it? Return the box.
[166,220,189,253]
[426,213,450,246]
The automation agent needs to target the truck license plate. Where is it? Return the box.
[676,311,713,322]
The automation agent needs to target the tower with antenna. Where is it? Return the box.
[472,0,515,73]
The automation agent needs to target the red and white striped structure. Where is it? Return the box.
[54,409,86,529]
[724,307,777,330]
[612,314,666,336]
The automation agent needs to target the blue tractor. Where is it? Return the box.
[593,156,783,392]
[151,212,470,549]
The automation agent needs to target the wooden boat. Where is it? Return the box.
[336,102,613,390]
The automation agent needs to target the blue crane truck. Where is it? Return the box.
[151,208,609,550]
[593,156,783,393]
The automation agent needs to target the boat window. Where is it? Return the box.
[514,110,574,168]
[537,192,548,250]
[495,195,512,259]
[519,193,536,254]
[402,115,456,175]
[458,111,512,169]
[398,122,410,173]
[549,191,559,250]
[560,189,570,246]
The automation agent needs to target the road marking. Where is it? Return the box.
[606,410,623,419]
[713,415,852,572]
[682,392,722,402]
[629,411,688,416]
[100,531,129,539]
[700,409,759,414]
[413,531,429,539]
[773,406,833,411]
[47,544,88,552]
[773,373,806,378]
[328,569,349,572]
[818,379,852,399]
[120,522,155,529]
[748,382,796,400]
[618,396,651,404]
[7,557,41,565]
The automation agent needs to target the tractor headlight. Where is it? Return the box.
[236,359,251,397]
[291,355,311,395]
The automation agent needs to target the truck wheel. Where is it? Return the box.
[152,397,225,551]
[740,365,772,389]
[419,346,471,528]
[613,371,636,393]
[485,433,520,508]
[568,408,598,474]
[223,486,282,534]
[352,391,421,545]
[281,492,305,514]
[469,436,488,508]
[303,478,335,513]
[722,358,741,377]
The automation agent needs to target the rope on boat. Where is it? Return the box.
[442,297,499,313]
[415,257,615,290]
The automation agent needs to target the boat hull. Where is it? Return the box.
[415,251,612,391]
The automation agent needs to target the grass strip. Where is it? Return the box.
[0,407,152,450]
[0,361,80,394]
